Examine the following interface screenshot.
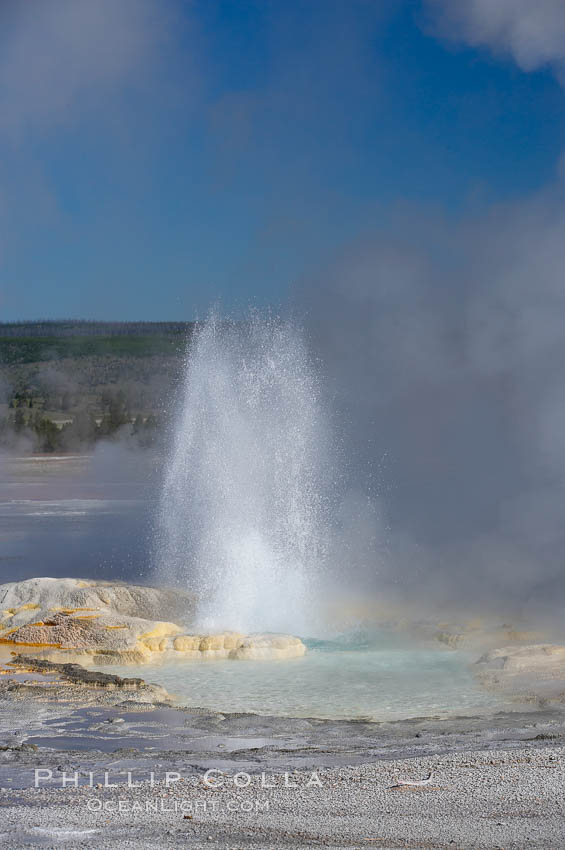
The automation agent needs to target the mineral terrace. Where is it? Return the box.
[0,577,306,667]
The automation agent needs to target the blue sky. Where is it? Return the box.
[1,0,564,321]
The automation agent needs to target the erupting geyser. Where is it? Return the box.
[155,314,330,634]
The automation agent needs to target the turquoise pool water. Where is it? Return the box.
[104,635,506,722]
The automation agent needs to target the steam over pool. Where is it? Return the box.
[155,315,331,634]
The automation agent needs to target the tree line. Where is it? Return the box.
[0,320,194,338]
[0,389,160,453]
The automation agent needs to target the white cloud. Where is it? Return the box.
[424,0,565,81]
[0,0,177,136]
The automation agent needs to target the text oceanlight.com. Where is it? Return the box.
[86,798,271,814]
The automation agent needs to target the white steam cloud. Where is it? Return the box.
[0,0,175,136]
[304,186,565,615]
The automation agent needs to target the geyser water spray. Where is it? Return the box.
[155,314,330,634]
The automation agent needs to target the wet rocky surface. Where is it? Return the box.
[1,649,565,848]
[1,658,565,783]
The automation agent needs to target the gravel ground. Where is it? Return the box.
[1,746,564,849]
[1,670,565,849]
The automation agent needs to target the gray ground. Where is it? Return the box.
[1,683,565,849]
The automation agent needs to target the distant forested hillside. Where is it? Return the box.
[0,320,193,337]
[0,321,194,365]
